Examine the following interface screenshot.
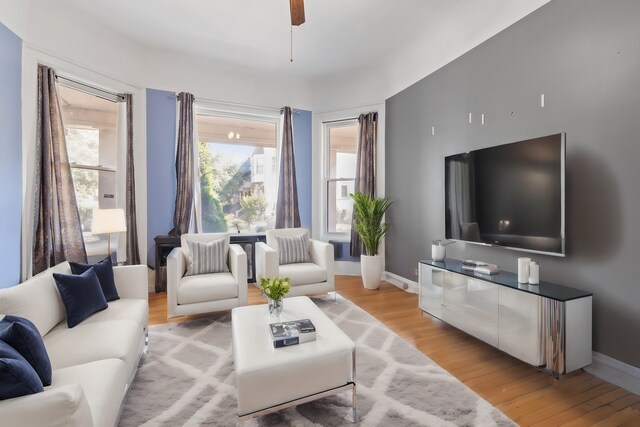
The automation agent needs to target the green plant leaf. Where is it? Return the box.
[258,276,291,300]
[349,192,392,255]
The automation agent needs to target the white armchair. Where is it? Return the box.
[255,228,334,297]
[167,233,248,318]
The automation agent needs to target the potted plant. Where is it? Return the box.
[350,192,392,290]
[259,277,291,317]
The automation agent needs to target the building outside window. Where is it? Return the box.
[325,121,358,234]
[58,83,119,255]
[196,113,278,233]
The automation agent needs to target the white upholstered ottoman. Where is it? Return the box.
[231,296,356,423]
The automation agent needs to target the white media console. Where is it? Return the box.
[419,259,593,377]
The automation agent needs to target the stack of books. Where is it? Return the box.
[269,319,316,348]
[462,260,500,275]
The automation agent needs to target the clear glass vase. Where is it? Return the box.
[268,298,283,318]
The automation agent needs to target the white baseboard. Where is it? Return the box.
[334,264,418,294]
[383,271,419,294]
[148,267,155,293]
[585,351,640,395]
[335,260,361,276]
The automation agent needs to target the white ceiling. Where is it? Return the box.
[56,0,466,77]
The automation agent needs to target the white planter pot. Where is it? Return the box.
[361,255,383,290]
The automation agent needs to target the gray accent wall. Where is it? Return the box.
[385,0,640,368]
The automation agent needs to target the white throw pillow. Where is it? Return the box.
[185,238,229,276]
[276,234,310,265]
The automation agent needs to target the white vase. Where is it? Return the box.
[361,255,383,290]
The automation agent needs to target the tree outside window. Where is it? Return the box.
[196,114,278,233]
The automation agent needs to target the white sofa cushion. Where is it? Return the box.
[275,234,310,265]
[0,262,70,336]
[0,383,93,427]
[80,299,148,332]
[44,319,142,373]
[51,359,128,427]
[178,273,237,305]
[266,228,308,250]
[181,233,230,266]
[185,238,229,275]
[279,263,327,286]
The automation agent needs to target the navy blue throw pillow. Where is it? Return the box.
[0,316,52,386]
[69,257,119,302]
[0,340,44,400]
[53,268,108,328]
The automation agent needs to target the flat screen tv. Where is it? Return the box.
[445,133,565,256]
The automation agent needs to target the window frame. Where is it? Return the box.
[194,104,281,235]
[58,79,121,256]
[323,119,359,237]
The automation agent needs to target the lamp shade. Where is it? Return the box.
[91,209,127,234]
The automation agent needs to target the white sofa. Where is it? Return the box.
[0,261,148,427]
[255,228,335,297]
[166,233,248,318]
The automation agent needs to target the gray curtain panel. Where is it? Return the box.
[170,92,195,236]
[123,94,141,265]
[32,64,87,274]
[275,106,301,229]
[350,112,378,257]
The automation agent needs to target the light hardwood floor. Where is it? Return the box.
[148,276,640,426]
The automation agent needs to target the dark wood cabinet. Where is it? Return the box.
[153,235,181,293]
[229,234,266,284]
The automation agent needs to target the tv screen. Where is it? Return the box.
[445,133,565,256]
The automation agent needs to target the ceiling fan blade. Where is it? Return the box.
[290,0,305,26]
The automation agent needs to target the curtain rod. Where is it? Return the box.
[322,117,358,124]
[57,75,126,102]
[174,93,301,114]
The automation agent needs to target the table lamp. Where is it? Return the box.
[91,208,127,258]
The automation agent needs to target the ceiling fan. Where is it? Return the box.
[289,0,305,26]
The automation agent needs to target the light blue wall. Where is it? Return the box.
[146,89,177,267]
[0,22,22,288]
[292,109,312,230]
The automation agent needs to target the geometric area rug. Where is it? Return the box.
[119,295,515,426]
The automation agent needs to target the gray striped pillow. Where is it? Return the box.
[276,234,310,265]
[185,238,229,276]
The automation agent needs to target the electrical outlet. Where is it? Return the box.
[414,268,418,277]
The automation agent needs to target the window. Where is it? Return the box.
[325,121,358,233]
[58,83,119,255]
[255,157,264,175]
[196,113,278,233]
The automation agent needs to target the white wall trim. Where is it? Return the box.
[335,260,361,276]
[383,271,419,294]
[195,99,282,120]
[148,267,156,293]
[24,42,144,91]
[312,103,386,246]
[584,351,640,395]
